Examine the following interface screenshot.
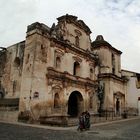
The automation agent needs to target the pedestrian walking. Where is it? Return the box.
[77,112,85,131]
[85,111,90,130]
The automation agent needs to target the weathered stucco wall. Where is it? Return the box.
[103,78,126,111]
[64,23,91,50]
[1,41,25,98]
[1,14,140,125]
[122,70,140,115]
[19,17,97,123]
[93,46,121,77]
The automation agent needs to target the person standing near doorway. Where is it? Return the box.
[85,111,90,130]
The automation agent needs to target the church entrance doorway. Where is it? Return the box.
[68,91,83,117]
[114,92,125,115]
[116,98,120,113]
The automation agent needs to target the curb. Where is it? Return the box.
[92,116,140,127]
[0,116,140,131]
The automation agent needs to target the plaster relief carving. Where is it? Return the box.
[74,29,82,36]
[48,78,63,89]
[73,56,82,63]
[55,49,64,57]
[25,54,30,64]
[39,45,47,63]
[52,84,63,93]
[89,62,95,67]
[50,41,56,47]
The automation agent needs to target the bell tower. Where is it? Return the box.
[92,35,122,77]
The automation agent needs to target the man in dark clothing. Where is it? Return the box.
[85,111,90,130]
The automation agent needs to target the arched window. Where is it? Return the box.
[73,61,80,76]
[75,36,80,47]
[54,93,60,108]
[90,68,93,79]
[56,57,61,70]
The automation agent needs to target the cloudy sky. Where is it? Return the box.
[0,0,140,72]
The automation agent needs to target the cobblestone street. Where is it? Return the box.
[0,117,140,140]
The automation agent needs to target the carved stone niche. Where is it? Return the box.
[86,87,95,93]
[50,41,56,47]
[54,49,64,69]
[114,92,124,99]
[40,44,48,63]
[89,62,95,67]
[89,62,95,77]
[52,84,62,94]
[48,79,63,87]
[48,79,63,95]
[55,49,64,57]
[73,56,82,63]
[74,29,82,37]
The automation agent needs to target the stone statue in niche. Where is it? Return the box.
[97,81,105,116]
[38,44,47,63]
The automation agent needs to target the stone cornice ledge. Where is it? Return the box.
[47,67,98,87]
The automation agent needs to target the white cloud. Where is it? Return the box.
[0,0,38,46]
[0,0,140,72]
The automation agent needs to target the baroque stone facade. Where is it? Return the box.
[0,14,140,125]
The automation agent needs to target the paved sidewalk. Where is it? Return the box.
[0,116,140,131]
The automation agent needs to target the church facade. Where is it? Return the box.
[0,14,140,125]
